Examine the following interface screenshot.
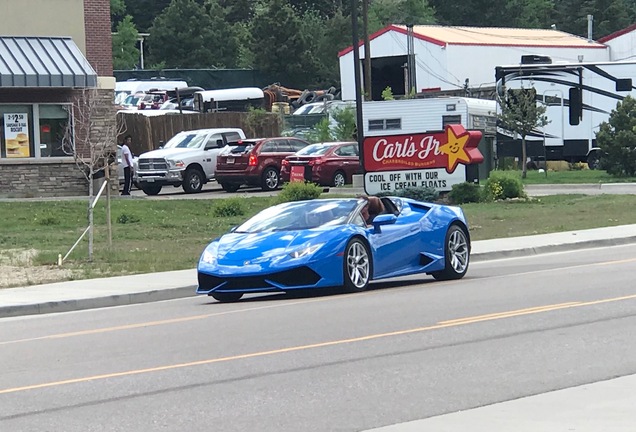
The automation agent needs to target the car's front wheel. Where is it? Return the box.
[343,238,371,292]
[431,225,469,281]
[210,292,243,302]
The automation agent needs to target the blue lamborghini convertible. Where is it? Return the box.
[197,197,470,302]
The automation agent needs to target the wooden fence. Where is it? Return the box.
[116,111,282,155]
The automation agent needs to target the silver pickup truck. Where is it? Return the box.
[135,128,246,195]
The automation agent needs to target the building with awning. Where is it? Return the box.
[0,36,97,88]
[0,0,114,197]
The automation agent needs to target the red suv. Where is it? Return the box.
[215,137,310,192]
[281,141,362,187]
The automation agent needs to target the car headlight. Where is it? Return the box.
[288,243,324,259]
[201,243,219,264]
[167,159,185,169]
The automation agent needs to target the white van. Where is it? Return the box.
[193,87,265,113]
[114,79,189,105]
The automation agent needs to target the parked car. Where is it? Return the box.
[215,137,310,192]
[281,141,362,187]
[135,128,246,195]
[196,197,471,302]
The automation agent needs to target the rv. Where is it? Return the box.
[495,60,636,168]
[193,87,265,113]
[114,79,189,105]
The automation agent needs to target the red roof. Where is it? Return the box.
[597,23,636,43]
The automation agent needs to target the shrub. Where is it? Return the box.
[596,95,636,177]
[448,182,481,204]
[37,215,60,226]
[483,171,525,201]
[212,198,245,217]
[277,182,323,202]
[117,213,140,224]
[378,186,439,202]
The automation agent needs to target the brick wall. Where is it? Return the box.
[84,0,113,76]
[0,159,89,198]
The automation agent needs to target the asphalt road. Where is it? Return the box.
[2,244,636,431]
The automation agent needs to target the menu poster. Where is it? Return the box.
[4,113,30,158]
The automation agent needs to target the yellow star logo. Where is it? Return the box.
[439,126,470,172]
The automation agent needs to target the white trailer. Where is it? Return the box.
[362,97,496,137]
[495,60,636,168]
[361,97,497,193]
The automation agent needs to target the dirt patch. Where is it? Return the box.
[0,249,75,289]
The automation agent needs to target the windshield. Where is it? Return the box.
[295,143,334,156]
[234,200,358,233]
[162,132,207,149]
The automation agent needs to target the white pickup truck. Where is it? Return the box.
[135,128,246,195]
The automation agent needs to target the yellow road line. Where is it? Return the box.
[2,293,636,395]
[0,295,345,346]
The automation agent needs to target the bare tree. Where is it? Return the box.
[63,88,126,261]
[498,86,550,178]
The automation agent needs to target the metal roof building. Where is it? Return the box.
[338,25,609,100]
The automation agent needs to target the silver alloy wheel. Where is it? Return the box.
[346,241,370,288]
[448,228,469,274]
[264,168,279,190]
[189,175,201,190]
[333,172,346,187]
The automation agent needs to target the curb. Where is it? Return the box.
[471,236,636,262]
[0,286,196,319]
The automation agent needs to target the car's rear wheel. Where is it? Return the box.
[261,167,280,191]
[343,238,371,292]
[183,168,204,193]
[431,225,469,281]
[333,171,346,187]
[220,182,240,193]
[210,292,243,302]
[140,183,162,195]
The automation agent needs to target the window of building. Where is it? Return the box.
[368,118,401,131]
[39,105,70,157]
[0,104,70,159]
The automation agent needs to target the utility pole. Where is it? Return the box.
[362,0,372,101]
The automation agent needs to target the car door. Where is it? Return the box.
[203,133,224,178]
[367,199,424,278]
[333,144,361,180]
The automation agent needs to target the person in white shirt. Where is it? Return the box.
[121,135,134,196]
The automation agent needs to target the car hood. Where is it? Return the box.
[139,148,198,160]
[216,230,323,262]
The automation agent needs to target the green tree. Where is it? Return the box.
[112,16,140,70]
[147,0,237,68]
[498,87,549,178]
[219,0,253,23]
[596,96,636,177]
[368,0,435,31]
[111,0,127,30]
[251,0,312,88]
[125,0,172,32]
[554,0,632,38]
[505,0,554,28]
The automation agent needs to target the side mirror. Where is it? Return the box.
[372,214,397,232]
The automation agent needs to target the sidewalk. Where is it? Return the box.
[364,373,636,432]
[2,224,636,319]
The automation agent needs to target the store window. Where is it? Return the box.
[0,104,70,159]
[39,105,70,157]
[0,105,34,158]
